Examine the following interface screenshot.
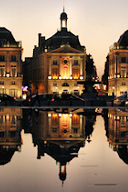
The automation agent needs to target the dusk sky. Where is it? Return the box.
[1,0,128,78]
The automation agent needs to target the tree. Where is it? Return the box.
[102,55,109,87]
[86,54,97,81]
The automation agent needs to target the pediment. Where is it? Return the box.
[50,45,82,53]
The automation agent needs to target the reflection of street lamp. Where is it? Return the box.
[112,86,115,95]
[2,85,4,94]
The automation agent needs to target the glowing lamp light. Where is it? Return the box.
[70,76,72,80]
[59,76,62,80]
[48,113,51,117]
[6,73,9,77]
[22,86,28,91]
[53,76,58,79]
[22,94,26,100]
[80,76,83,80]
[48,76,52,80]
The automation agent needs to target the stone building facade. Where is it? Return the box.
[0,28,23,98]
[24,10,86,95]
[108,30,128,97]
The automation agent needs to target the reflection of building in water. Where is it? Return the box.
[0,108,22,165]
[107,108,128,164]
[31,110,87,183]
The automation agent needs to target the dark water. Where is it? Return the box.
[0,107,128,192]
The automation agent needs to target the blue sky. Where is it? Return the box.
[1,0,128,77]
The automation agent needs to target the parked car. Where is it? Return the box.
[0,94,17,105]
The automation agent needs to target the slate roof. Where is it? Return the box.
[0,27,18,47]
[118,30,128,46]
[45,29,85,51]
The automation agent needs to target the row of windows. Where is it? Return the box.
[53,82,79,87]
[0,81,16,85]
[0,68,16,77]
[52,60,79,65]
[0,55,17,62]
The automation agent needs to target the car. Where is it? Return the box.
[0,94,17,105]
[114,92,128,106]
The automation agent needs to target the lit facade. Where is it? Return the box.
[0,108,22,150]
[25,10,86,95]
[108,30,128,97]
[32,111,85,142]
[108,108,128,149]
[0,28,23,98]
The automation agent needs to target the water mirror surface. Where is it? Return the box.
[0,107,128,192]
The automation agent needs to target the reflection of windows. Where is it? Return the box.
[11,116,16,125]
[73,128,78,134]
[9,89,17,97]
[122,82,126,86]
[0,68,4,76]
[0,55,5,62]
[53,60,57,65]
[53,82,57,86]
[0,81,4,85]
[12,68,16,77]
[51,114,59,127]
[52,128,57,133]
[11,81,16,85]
[74,90,79,95]
[121,70,126,77]
[121,57,126,63]
[9,131,16,138]
[10,55,16,62]
[0,132,4,138]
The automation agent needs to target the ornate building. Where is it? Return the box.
[108,30,128,96]
[24,10,86,95]
[106,108,128,164]
[0,28,23,98]
[31,109,86,183]
[0,108,22,165]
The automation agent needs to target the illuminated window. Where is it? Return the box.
[72,68,80,79]
[121,69,126,77]
[52,68,58,79]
